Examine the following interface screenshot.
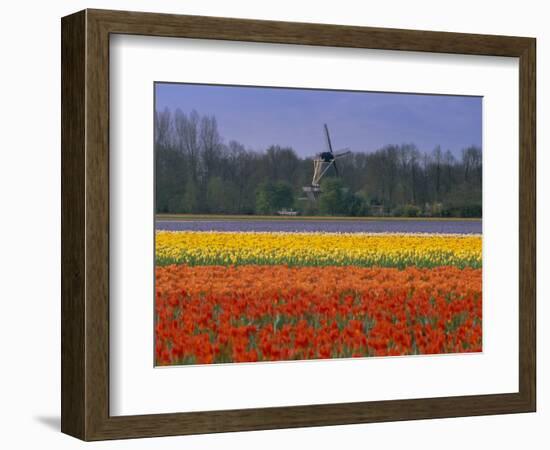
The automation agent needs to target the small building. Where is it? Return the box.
[277,208,299,216]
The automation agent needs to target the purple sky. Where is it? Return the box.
[155,82,482,157]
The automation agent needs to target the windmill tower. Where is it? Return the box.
[302,124,351,201]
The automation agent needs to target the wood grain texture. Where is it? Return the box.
[61,10,86,439]
[61,8,537,441]
[85,10,111,439]
[89,8,532,56]
[518,39,536,409]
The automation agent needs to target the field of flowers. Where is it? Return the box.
[155,230,482,365]
[156,231,481,268]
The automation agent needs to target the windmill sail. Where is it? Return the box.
[332,160,339,176]
[304,124,352,196]
[324,123,334,153]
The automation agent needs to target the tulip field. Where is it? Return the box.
[155,228,482,366]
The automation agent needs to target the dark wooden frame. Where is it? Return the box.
[61,8,536,441]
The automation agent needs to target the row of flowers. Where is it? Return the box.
[155,265,482,365]
[156,231,482,268]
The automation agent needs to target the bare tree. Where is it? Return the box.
[174,109,200,182]
[154,108,172,150]
[462,146,482,183]
[432,145,442,201]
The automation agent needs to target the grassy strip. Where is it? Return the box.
[156,254,481,269]
[156,214,482,222]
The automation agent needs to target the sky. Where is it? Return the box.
[155,82,482,158]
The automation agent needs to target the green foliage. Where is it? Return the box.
[392,204,421,217]
[441,185,482,217]
[255,181,295,214]
[182,179,199,213]
[155,148,187,213]
[206,176,231,213]
[319,178,367,216]
[318,178,345,215]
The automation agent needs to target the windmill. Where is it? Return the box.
[302,124,351,201]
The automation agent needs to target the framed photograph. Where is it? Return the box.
[61,9,536,440]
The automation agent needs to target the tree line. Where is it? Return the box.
[155,109,482,217]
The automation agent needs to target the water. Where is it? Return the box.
[156,218,481,234]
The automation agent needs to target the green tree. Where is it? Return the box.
[182,179,199,213]
[255,182,274,214]
[318,178,345,215]
[319,179,366,216]
[206,176,227,213]
[255,181,294,214]
[272,181,294,210]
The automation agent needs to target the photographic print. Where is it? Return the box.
[154,83,482,366]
